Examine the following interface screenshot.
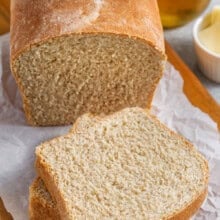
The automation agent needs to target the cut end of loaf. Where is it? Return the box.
[36,107,208,219]
[12,34,165,126]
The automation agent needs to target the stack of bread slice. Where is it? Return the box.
[30,108,209,220]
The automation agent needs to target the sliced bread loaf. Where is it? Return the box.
[36,107,209,219]
[10,0,165,126]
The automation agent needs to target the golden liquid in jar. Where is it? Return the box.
[157,0,210,28]
[0,0,10,35]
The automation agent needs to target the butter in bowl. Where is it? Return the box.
[193,6,220,83]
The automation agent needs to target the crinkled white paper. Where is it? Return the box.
[0,34,219,220]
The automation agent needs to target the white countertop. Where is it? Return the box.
[165,0,220,104]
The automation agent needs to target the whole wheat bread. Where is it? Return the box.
[29,115,97,219]
[10,0,165,126]
[36,107,208,219]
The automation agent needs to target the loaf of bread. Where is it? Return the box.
[35,107,208,219]
[10,0,165,126]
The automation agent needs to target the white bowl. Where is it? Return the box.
[193,14,220,83]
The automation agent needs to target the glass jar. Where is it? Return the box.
[157,0,211,28]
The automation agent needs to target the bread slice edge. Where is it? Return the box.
[35,108,209,219]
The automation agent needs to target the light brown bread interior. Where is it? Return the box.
[29,115,97,219]
[12,34,164,126]
[36,107,208,220]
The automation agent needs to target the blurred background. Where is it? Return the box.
[158,0,211,28]
[164,0,220,102]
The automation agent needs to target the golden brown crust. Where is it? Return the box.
[10,0,164,60]
[35,108,209,220]
[29,196,60,220]
[29,178,61,220]
[168,188,208,220]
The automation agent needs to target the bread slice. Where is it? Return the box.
[36,107,208,219]
[10,0,166,126]
[29,177,60,220]
[29,115,98,219]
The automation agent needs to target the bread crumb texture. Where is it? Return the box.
[37,107,208,219]
[13,35,163,125]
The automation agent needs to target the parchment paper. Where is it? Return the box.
[0,33,219,220]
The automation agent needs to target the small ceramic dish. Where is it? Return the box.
[193,12,220,83]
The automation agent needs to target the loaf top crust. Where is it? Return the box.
[10,0,164,60]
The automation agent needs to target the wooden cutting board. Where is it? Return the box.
[165,41,220,129]
[0,42,220,219]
